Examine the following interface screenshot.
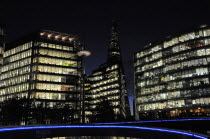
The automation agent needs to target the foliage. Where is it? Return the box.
[29,101,75,125]
[0,97,27,125]
[90,99,115,123]
[0,97,76,125]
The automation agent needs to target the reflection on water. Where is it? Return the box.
[44,136,140,139]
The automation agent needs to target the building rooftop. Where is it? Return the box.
[137,24,210,53]
[5,29,78,50]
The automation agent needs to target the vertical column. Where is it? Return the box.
[0,24,5,66]
[0,25,5,103]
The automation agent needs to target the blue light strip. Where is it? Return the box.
[0,125,207,139]
[91,118,210,125]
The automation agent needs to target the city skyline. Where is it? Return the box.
[1,1,210,138]
[1,0,210,116]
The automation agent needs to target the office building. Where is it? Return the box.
[88,20,130,119]
[84,74,92,123]
[134,25,210,120]
[0,30,83,123]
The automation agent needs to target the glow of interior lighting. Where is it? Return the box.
[69,38,74,42]
[78,50,91,57]
[55,35,60,39]
[200,24,207,28]
[189,34,195,39]
[91,118,210,125]
[48,34,52,38]
[40,32,45,36]
[0,125,207,139]
[62,36,67,40]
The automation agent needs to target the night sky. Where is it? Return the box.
[1,0,210,115]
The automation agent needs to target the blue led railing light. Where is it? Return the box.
[90,118,210,125]
[0,125,207,139]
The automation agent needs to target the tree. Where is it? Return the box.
[91,99,115,123]
[0,97,76,125]
[46,103,73,124]
[31,102,74,125]
[0,97,27,125]
[30,101,49,124]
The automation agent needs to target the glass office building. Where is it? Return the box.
[88,20,130,119]
[134,25,210,120]
[0,30,82,123]
[84,74,92,123]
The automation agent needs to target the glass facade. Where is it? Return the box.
[0,42,32,101]
[0,30,82,123]
[134,26,210,120]
[87,20,130,120]
[89,63,127,117]
[84,75,92,123]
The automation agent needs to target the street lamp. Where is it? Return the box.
[78,50,91,57]
[78,50,91,124]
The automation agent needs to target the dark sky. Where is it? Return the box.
[1,0,210,115]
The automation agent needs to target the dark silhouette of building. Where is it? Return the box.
[0,24,5,66]
[88,20,130,120]
[134,25,210,120]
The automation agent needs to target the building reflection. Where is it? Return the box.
[44,136,140,139]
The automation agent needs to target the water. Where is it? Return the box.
[44,136,140,139]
